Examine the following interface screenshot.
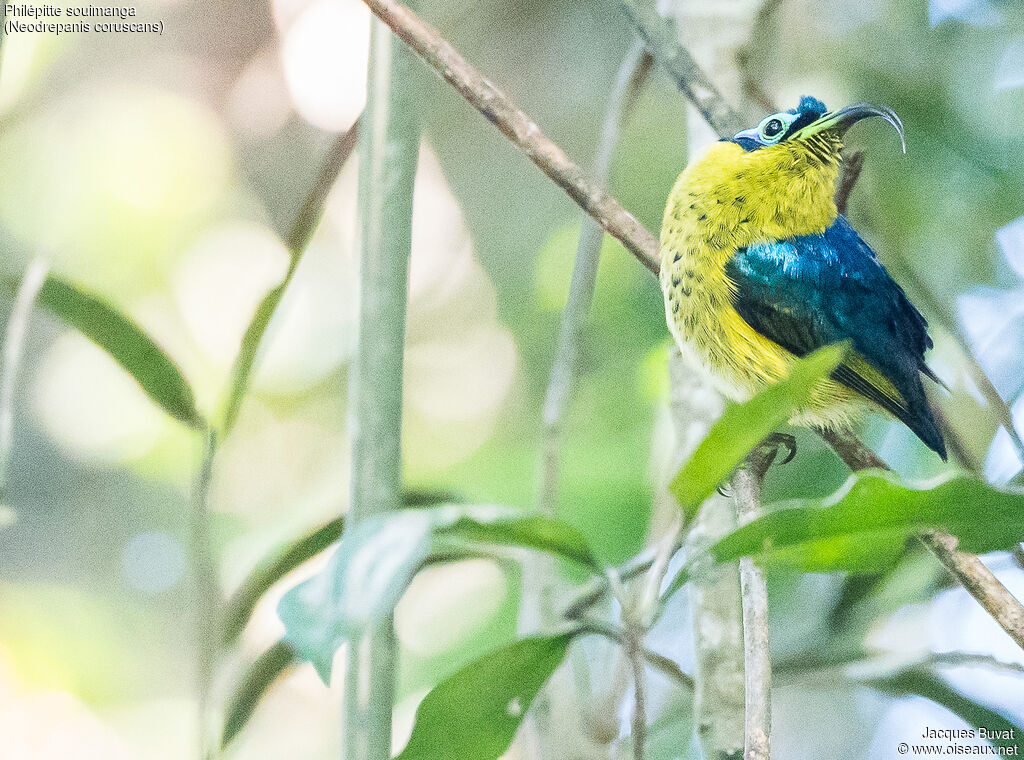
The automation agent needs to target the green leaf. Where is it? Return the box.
[222,490,460,645]
[220,640,295,748]
[669,343,847,518]
[870,667,1024,755]
[34,276,204,430]
[222,517,345,645]
[396,634,572,760]
[710,471,1024,573]
[277,505,600,682]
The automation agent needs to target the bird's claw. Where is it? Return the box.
[717,433,796,497]
[752,432,798,475]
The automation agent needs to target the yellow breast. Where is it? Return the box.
[660,139,862,429]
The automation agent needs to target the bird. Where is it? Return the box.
[659,95,947,460]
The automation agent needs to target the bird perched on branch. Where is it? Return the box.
[660,96,946,459]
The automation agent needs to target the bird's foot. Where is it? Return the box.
[752,432,797,475]
[716,433,796,497]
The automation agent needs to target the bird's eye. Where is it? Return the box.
[760,118,785,140]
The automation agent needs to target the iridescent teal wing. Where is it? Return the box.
[725,215,946,458]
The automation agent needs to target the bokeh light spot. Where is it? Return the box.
[121,533,186,594]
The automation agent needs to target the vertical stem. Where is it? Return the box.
[732,461,771,760]
[526,41,647,759]
[668,353,744,760]
[539,38,647,473]
[626,628,647,760]
[343,13,420,760]
[191,428,218,759]
[0,258,47,504]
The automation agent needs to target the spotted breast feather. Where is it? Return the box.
[724,215,946,459]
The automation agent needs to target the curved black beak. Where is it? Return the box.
[793,103,906,153]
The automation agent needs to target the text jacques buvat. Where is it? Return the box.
[4,4,165,34]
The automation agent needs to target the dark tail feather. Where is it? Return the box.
[907,399,947,461]
[921,362,951,393]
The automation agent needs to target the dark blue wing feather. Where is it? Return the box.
[725,216,946,458]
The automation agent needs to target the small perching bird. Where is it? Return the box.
[660,96,947,459]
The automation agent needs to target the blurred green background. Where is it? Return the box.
[1,0,1023,757]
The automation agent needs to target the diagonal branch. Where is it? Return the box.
[617,0,746,136]
[823,428,1024,651]
[358,0,659,275]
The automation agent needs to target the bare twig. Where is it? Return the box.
[357,0,659,274]
[618,0,746,136]
[667,352,746,760]
[562,547,661,620]
[575,620,695,689]
[920,531,1024,650]
[821,428,1024,651]
[529,61,650,757]
[735,0,785,114]
[541,39,647,503]
[534,38,648,623]
[627,627,648,760]
[834,150,864,216]
[733,459,772,760]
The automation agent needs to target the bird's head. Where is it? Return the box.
[730,96,905,157]
[666,96,907,243]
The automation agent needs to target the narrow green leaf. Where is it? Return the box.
[396,634,573,760]
[221,491,459,645]
[710,471,1024,573]
[220,640,295,748]
[222,517,344,645]
[278,512,431,681]
[669,343,847,517]
[33,276,204,429]
[220,121,360,435]
[277,505,600,682]
[870,667,1024,755]
[445,511,601,572]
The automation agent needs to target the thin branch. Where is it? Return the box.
[355,0,1024,658]
[821,428,1024,652]
[627,627,648,760]
[357,0,659,274]
[541,39,647,518]
[0,258,47,504]
[618,0,746,136]
[733,459,772,760]
[920,530,1024,650]
[735,0,785,115]
[834,150,864,216]
[894,261,1024,462]
[575,620,695,689]
[561,544,669,621]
